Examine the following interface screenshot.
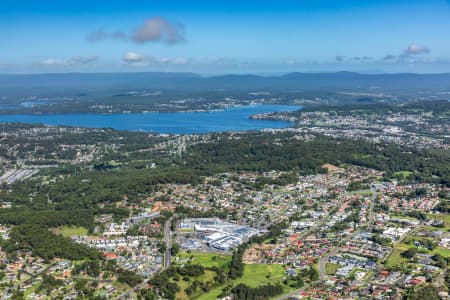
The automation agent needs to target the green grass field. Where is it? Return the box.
[177,251,232,270]
[196,287,224,300]
[350,189,372,196]
[389,213,419,221]
[387,229,450,267]
[24,285,37,298]
[173,252,231,299]
[53,225,88,237]
[325,263,340,275]
[175,270,217,300]
[428,213,450,227]
[384,240,449,269]
[197,263,289,300]
[394,171,413,178]
[174,253,300,300]
[233,264,286,287]
[431,246,450,257]
[386,243,413,268]
[405,231,450,258]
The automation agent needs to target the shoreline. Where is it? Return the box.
[0,104,302,135]
[0,102,301,116]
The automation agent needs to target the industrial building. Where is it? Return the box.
[179,218,260,251]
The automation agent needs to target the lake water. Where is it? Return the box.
[0,105,301,134]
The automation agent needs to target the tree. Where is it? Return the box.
[170,243,180,256]
[401,248,418,259]
[117,269,143,287]
[405,284,440,300]
[158,242,167,254]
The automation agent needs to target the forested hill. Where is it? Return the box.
[185,133,450,185]
[1,72,450,91]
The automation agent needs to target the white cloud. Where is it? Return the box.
[122,52,146,64]
[132,17,184,44]
[69,56,98,65]
[41,58,66,66]
[172,57,189,65]
[87,17,185,45]
[286,59,297,65]
[122,52,189,67]
[40,56,98,67]
[377,43,433,64]
[403,43,430,56]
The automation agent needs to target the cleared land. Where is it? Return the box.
[386,243,413,268]
[177,251,231,270]
[197,263,289,300]
[394,171,413,178]
[325,263,340,275]
[52,226,88,237]
[175,270,217,300]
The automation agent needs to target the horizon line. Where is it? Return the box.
[2,70,450,77]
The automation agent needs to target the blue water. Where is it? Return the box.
[0,105,301,134]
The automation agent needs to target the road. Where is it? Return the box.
[318,188,378,281]
[367,185,378,232]
[317,229,359,281]
[115,281,148,300]
[0,168,39,184]
[275,284,311,300]
[19,262,56,284]
[116,217,173,299]
[298,203,343,240]
[318,245,340,281]
[164,217,173,269]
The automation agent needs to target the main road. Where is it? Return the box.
[367,185,378,232]
[318,230,356,281]
[163,217,173,269]
[116,217,173,300]
[115,281,148,300]
[318,185,378,281]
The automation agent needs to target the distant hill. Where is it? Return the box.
[1,71,450,91]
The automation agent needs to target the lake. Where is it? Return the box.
[0,105,301,134]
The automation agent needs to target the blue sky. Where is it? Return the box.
[1,0,450,73]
